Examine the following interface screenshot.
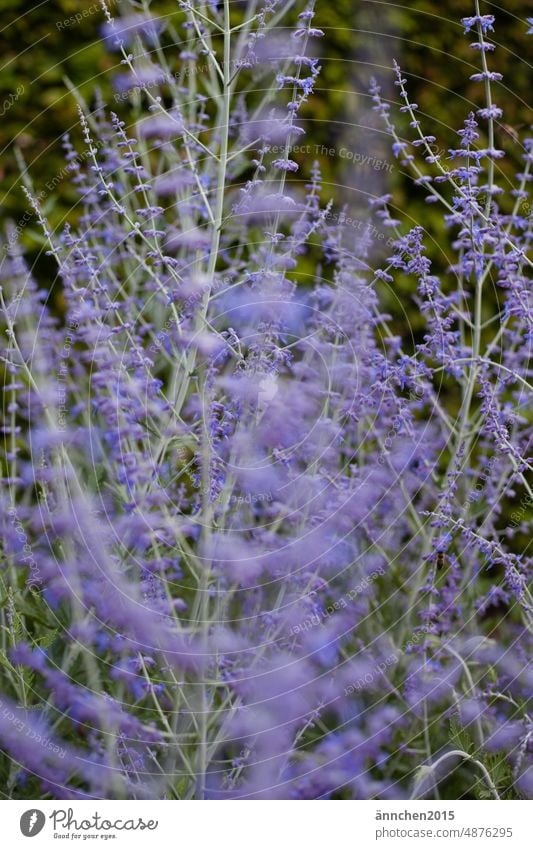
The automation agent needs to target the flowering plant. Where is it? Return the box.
[0,0,532,800]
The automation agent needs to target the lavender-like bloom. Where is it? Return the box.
[101,13,166,49]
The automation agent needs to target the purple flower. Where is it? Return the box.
[1,0,532,803]
[102,14,166,49]
[272,158,299,172]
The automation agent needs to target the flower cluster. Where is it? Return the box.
[0,1,532,801]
